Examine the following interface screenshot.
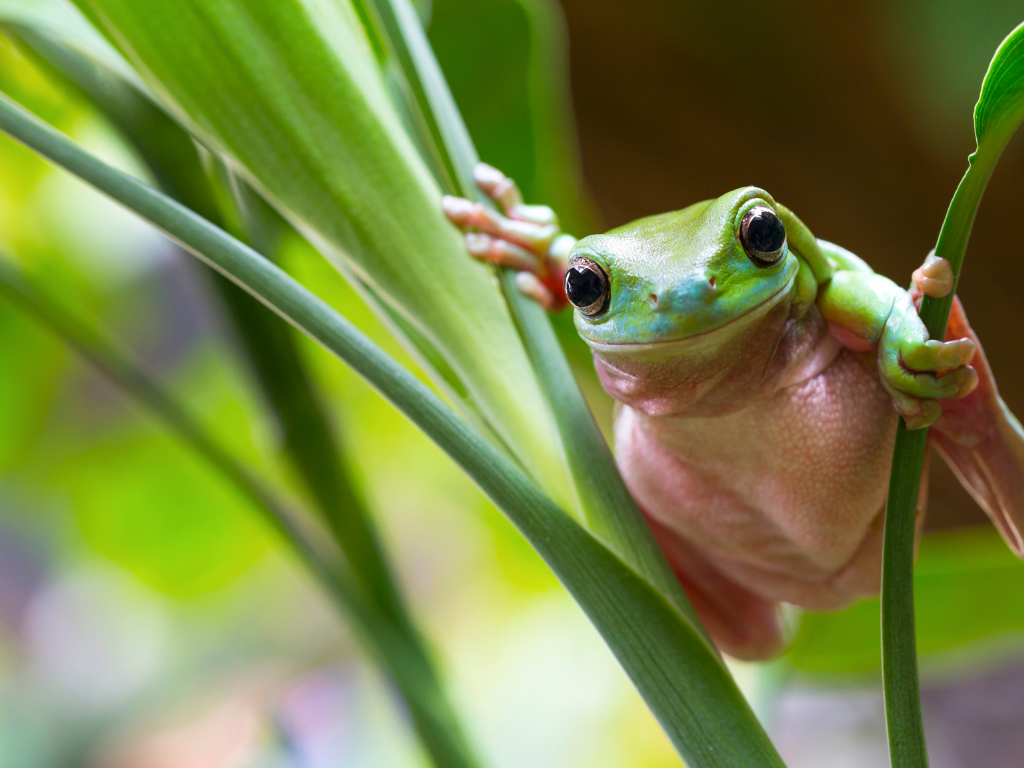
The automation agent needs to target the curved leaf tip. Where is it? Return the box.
[974,20,1024,149]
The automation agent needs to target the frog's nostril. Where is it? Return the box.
[649,292,659,308]
[709,276,717,289]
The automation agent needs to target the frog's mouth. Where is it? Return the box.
[583,273,795,356]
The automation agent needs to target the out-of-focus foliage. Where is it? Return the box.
[880,0,1024,155]
[52,352,273,597]
[789,528,1024,675]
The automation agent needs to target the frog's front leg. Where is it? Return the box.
[442,164,576,309]
[817,261,978,430]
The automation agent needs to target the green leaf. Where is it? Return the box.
[973,20,1024,153]
[2,28,482,767]
[0,301,64,470]
[881,20,1024,768]
[66,0,572,507]
[357,0,712,645]
[881,422,930,768]
[922,19,1024,337]
[427,0,601,376]
[0,93,786,767]
[0,0,113,58]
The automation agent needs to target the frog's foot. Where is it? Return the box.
[441,163,575,310]
[927,297,1024,556]
[877,283,978,430]
[877,252,973,429]
[878,334,978,430]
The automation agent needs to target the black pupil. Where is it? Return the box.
[745,209,786,254]
[565,264,604,308]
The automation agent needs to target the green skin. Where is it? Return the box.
[569,187,975,425]
[444,169,1024,659]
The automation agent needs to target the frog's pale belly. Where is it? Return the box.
[615,348,902,611]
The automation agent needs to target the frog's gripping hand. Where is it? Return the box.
[817,251,978,431]
[442,164,577,310]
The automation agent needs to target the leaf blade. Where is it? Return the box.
[68,0,572,506]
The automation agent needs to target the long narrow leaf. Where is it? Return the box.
[219,180,421,629]
[881,21,1024,768]
[0,256,480,768]
[358,0,712,646]
[0,92,785,768]
[208,173,484,768]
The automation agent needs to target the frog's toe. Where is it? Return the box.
[511,203,559,227]
[441,194,474,226]
[445,170,573,310]
[473,163,559,227]
[902,336,977,372]
[473,163,523,211]
[911,252,954,299]
[442,195,507,234]
[885,387,943,430]
[464,232,538,272]
[515,272,557,310]
[442,194,558,253]
[889,362,978,401]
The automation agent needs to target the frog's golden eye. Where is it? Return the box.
[565,256,609,316]
[739,205,787,266]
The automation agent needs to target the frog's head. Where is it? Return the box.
[565,187,801,415]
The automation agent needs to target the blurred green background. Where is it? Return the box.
[0,1,1022,766]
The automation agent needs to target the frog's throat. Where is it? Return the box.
[584,273,796,358]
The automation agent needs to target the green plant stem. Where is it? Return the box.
[882,20,1024,767]
[0,90,784,767]
[357,0,711,646]
[0,257,480,768]
[880,128,1008,768]
[881,421,929,768]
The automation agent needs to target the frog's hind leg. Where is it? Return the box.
[645,514,786,660]
[912,257,1024,555]
[930,297,1024,554]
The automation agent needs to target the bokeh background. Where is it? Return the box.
[1,1,1023,766]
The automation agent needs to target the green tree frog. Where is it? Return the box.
[443,165,1024,660]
